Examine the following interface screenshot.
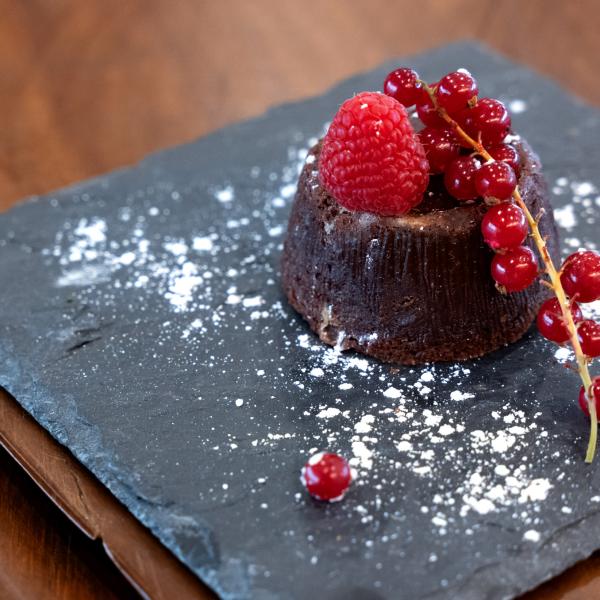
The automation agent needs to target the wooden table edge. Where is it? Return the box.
[0,389,214,600]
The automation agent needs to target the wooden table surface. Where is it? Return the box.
[1,1,600,598]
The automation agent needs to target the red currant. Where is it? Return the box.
[560,250,600,303]
[491,245,538,292]
[302,452,352,501]
[383,68,422,107]
[579,377,600,417]
[536,297,583,344]
[481,202,528,250]
[436,70,478,115]
[474,161,517,200]
[459,98,511,146]
[443,156,481,201]
[417,95,448,128]
[578,320,600,358]
[418,127,461,174]
[489,144,521,177]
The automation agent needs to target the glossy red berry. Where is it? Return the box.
[302,452,352,502]
[536,297,583,344]
[560,250,600,303]
[459,98,511,146]
[417,95,448,128]
[491,245,538,292]
[443,156,481,201]
[319,92,430,215]
[489,144,521,177]
[578,320,600,358]
[418,127,461,174]
[481,202,528,250]
[579,377,600,417]
[436,70,478,115]
[474,161,517,200]
[383,68,422,107]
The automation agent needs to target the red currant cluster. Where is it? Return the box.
[539,250,600,416]
[384,66,600,455]
[384,67,536,292]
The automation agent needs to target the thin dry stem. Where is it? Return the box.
[420,82,598,462]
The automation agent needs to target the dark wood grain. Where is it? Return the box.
[0,1,599,598]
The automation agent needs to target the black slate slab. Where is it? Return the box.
[1,42,600,600]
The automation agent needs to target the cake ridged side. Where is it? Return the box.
[281,141,560,365]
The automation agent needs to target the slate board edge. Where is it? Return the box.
[1,41,599,600]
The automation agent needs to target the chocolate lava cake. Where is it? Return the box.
[282,139,559,365]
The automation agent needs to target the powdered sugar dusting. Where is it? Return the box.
[28,122,600,584]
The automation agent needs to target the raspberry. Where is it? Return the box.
[302,452,352,501]
[319,92,429,215]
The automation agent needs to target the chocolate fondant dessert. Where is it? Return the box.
[282,139,559,364]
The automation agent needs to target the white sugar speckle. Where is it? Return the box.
[508,99,527,114]
[215,186,234,203]
[383,387,402,399]
[523,530,541,543]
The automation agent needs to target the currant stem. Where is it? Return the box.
[420,81,598,462]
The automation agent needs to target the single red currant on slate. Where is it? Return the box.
[579,377,600,417]
[560,250,600,303]
[418,127,461,174]
[460,98,511,146]
[444,156,481,201]
[383,68,422,107]
[436,70,478,115]
[481,202,528,250]
[491,245,538,292]
[319,92,430,215]
[536,297,583,344]
[302,452,352,502]
[474,161,517,200]
[488,143,521,177]
[578,320,600,358]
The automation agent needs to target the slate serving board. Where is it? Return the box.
[1,42,600,600]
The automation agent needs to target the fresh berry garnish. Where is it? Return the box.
[383,68,422,107]
[491,245,538,292]
[460,98,511,146]
[416,93,447,128]
[474,161,517,200]
[418,127,461,174]
[578,320,600,358]
[537,297,583,343]
[481,202,528,250]
[489,143,521,177]
[319,92,429,216]
[302,452,352,502]
[443,156,481,201]
[579,377,600,417]
[436,70,478,115]
[560,250,600,303]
